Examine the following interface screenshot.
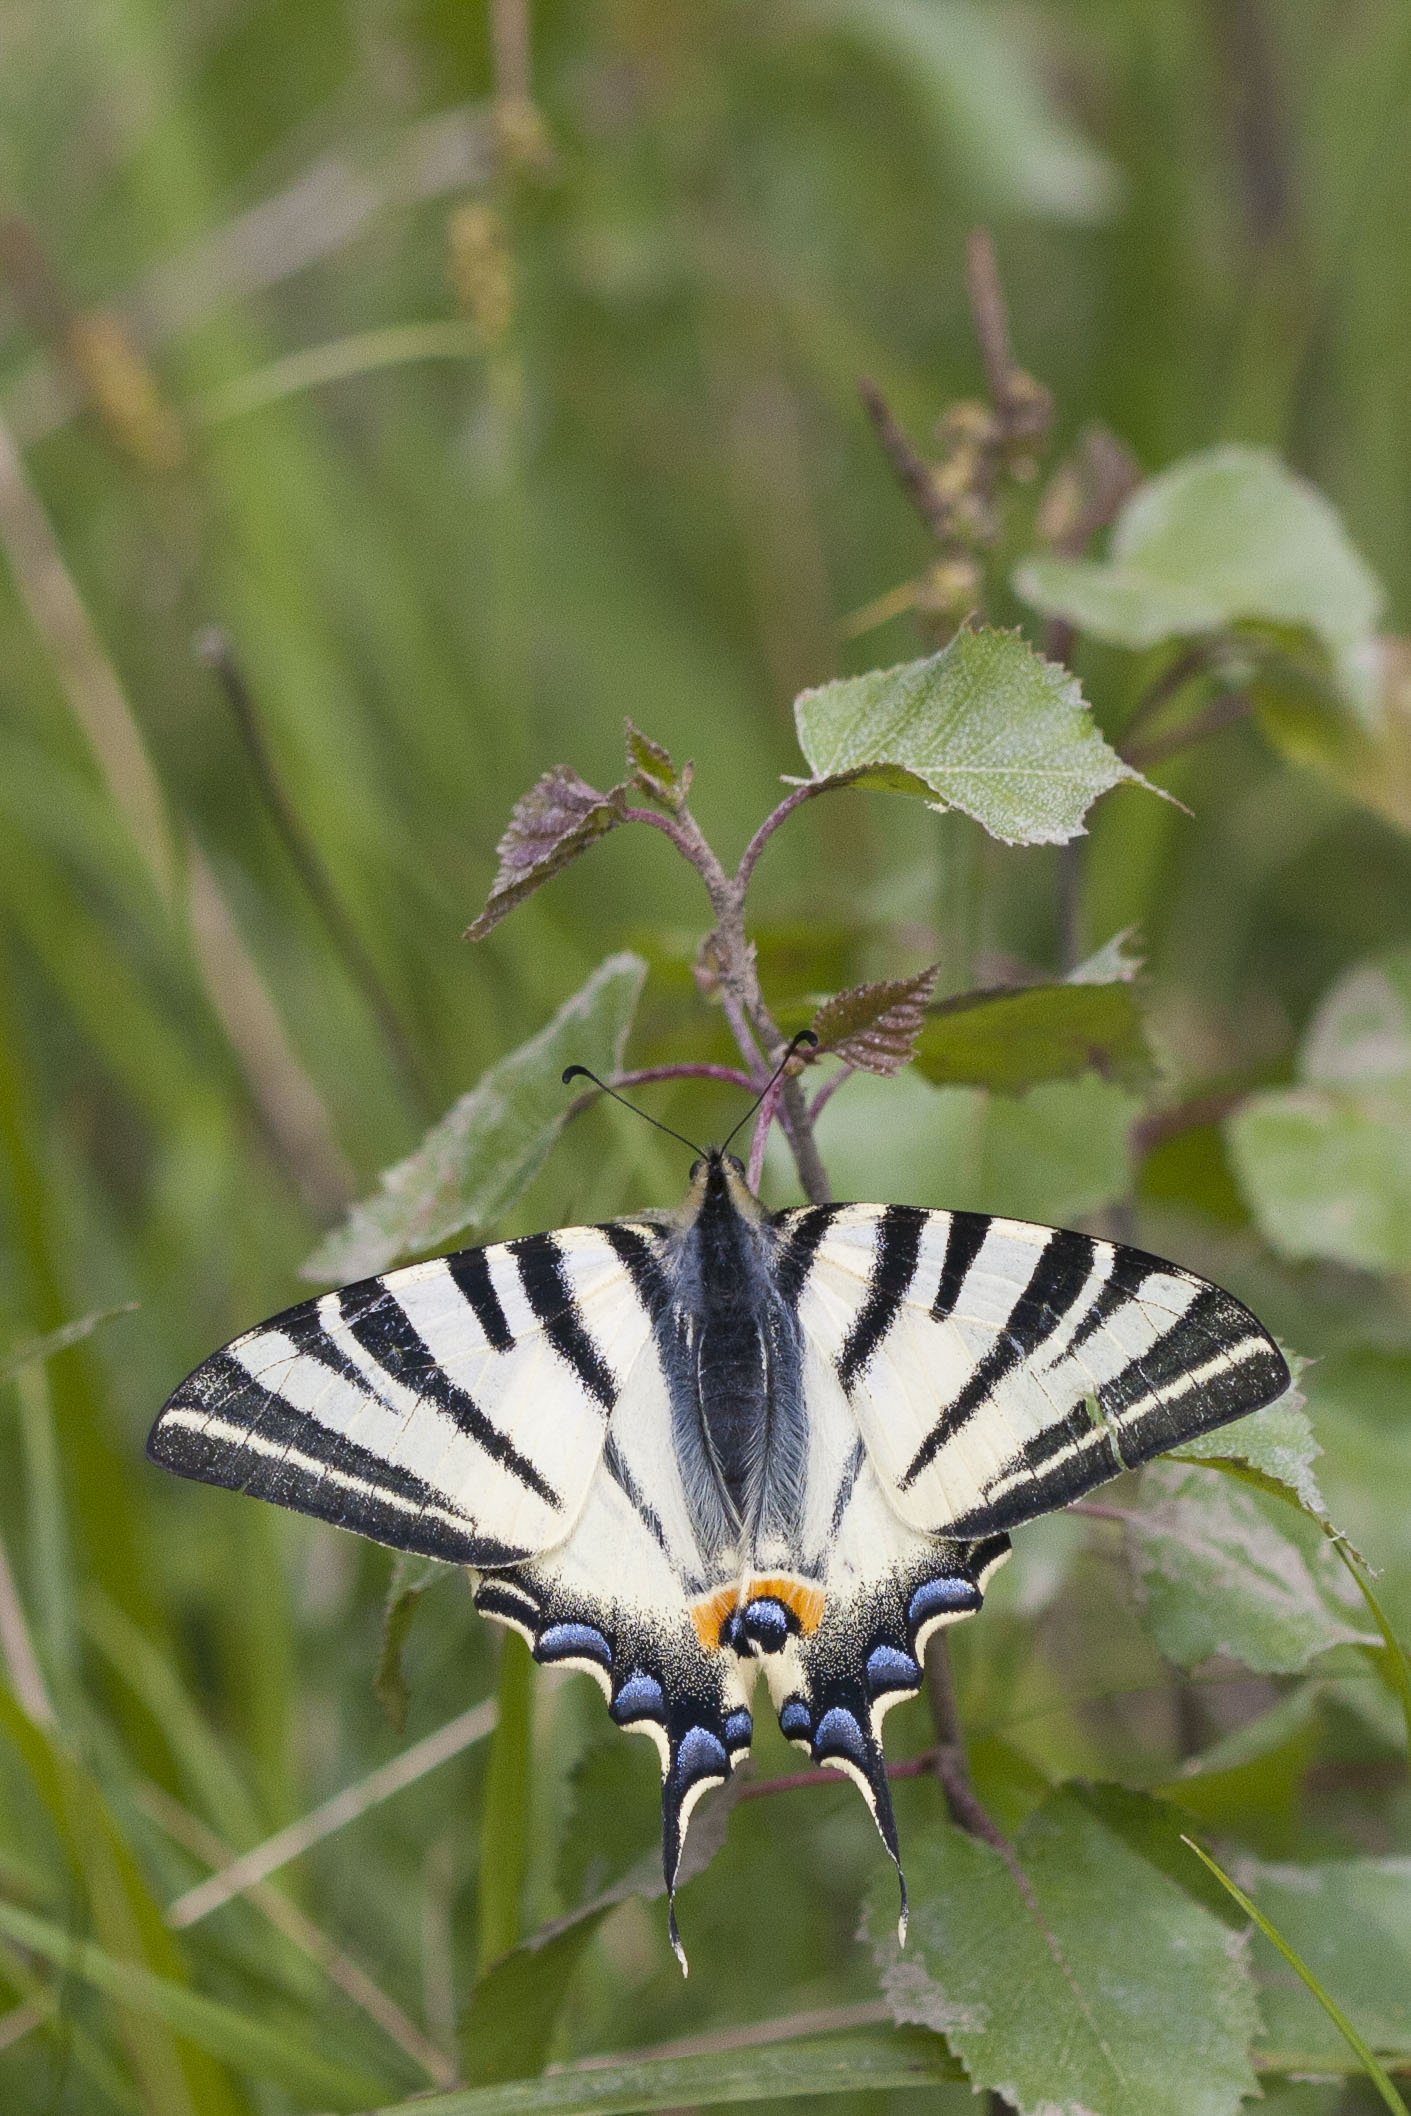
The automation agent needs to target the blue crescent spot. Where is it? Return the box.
[723,1708,753,1748]
[813,1704,866,1763]
[742,1598,790,1651]
[536,1621,612,1668]
[675,1724,729,1784]
[779,1696,812,1741]
[612,1670,665,1722]
[908,1576,981,1630]
[866,1643,923,1695]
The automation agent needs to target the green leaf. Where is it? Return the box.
[816,0,1120,224]
[1126,1462,1375,1674]
[1171,1365,1329,1520]
[357,2028,962,2116]
[465,768,630,942]
[1226,949,1411,1273]
[1067,927,1144,985]
[1184,1842,1411,2114]
[303,953,647,1280]
[809,965,939,1075]
[1256,634,1411,833]
[913,981,1153,1094]
[793,628,1149,846]
[867,1783,1260,2116]
[799,1068,1136,1227]
[0,1897,387,2109]
[1014,446,1384,717]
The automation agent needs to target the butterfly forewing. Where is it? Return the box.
[787,1203,1290,1541]
[148,1226,660,1565]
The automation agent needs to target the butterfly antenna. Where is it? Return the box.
[561,1067,706,1157]
[719,1029,819,1156]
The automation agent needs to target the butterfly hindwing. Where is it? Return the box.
[148,1224,665,1566]
[782,1203,1290,1542]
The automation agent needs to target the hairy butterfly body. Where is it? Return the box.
[148,1148,1288,1966]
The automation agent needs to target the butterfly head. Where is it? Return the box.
[685,1147,762,1218]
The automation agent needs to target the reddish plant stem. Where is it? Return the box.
[736,780,835,895]
[612,1063,756,1094]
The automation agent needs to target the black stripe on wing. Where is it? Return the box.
[901,1229,1097,1489]
[338,1278,561,1507]
[446,1247,514,1352]
[771,1206,841,1309]
[148,1353,520,1565]
[837,1205,925,1390]
[941,1263,1290,1538]
[509,1234,619,1410]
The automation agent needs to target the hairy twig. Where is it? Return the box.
[858,376,954,545]
[612,1063,756,1095]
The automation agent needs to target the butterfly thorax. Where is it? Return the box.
[663,1154,808,1555]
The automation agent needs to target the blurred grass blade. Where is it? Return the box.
[357,2026,962,2115]
[82,1587,264,1851]
[167,1698,496,1928]
[1336,1541,1411,1764]
[0,1898,388,2109]
[0,1302,138,1386]
[1181,1836,1411,2116]
[196,321,480,424]
[477,1630,533,1972]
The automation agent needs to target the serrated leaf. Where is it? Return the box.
[1014,446,1384,719]
[793,628,1149,846]
[303,954,647,1280]
[868,1782,1260,2116]
[810,965,938,1075]
[1226,949,1411,1273]
[913,980,1153,1093]
[1127,1462,1375,1674]
[1172,1360,1329,1520]
[466,767,629,942]
[624,718,689,808]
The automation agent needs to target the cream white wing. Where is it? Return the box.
[780,1202,1290,1541]
[147,1224,666,1565]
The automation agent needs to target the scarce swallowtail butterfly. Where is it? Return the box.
[148,1126,1288,1968]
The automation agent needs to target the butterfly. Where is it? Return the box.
[147,1132,1288,1969]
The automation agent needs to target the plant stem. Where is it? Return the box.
[612,1063,757,1093]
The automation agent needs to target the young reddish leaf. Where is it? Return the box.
[466,766,628,941]
[810,966,940,1075]
[625,718,692,808]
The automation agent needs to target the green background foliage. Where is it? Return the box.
[2,2,1411,2110]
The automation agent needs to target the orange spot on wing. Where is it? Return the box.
[747,1575,825,1635]
[690,1585,738,1652]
